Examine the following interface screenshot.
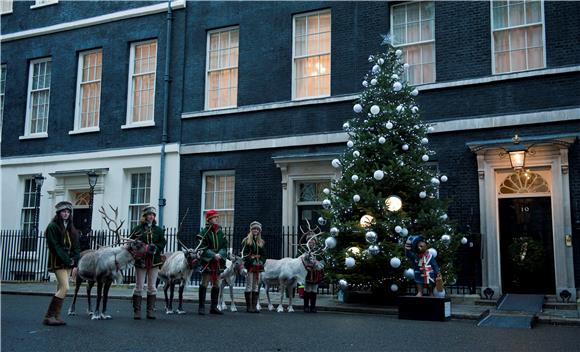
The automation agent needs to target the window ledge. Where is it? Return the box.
[19,133,48,140]
[69,127,100,135]
[30,1,58,10]
[121,120,155,129]
[0,10,14,16]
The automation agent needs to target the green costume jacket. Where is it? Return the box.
[130,222,166,268]
[241,238,267,272]
[197,226,228,273]
[45,221,80,272]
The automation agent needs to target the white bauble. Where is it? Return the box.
[323,188,330,195]
[390,257,401,268]
[390,284,399,292]
[332,159,342,168]
[362,80,368,87]
[403,63,410,69]
[404,268,415,279]
[365,231,377,243]
[441,234,451,243]
[461,237,468,245]
[396,104,404,113]
[393,82,402,92]
[441,175,448,182]
[353,104,363,113]
[440,213,448,221]
[378,137,386,144]
[411,88,419,96]
[431,177,440,186]
[394,225,402,233]
[412,106,419,114]
[401,228,409,236]
[368,245,380,255]
[353,194,361,202]
[391,74,399,80]
[378,58,385,65]
[339,279,348,289]
[343,122,350,130]
[322,199,331,209]
[368,55,373,62]
[422,154,430,162]
[347,140,354,148]
[353,150,360,157]
[325,236,337,249]
[372,64,380,74]
[373,170,384,180]
[402,144,409,151]
[330,227,339,236]
[371,78,378,86]
[385,121,394,129]
[318,217,327,226]
[428,248,438,258]
[395,49,403,57]
[399,161,405,166]
[351,175,359,182]
[345,257,356,268]
[370,105,380,115]
[414,125,420,129]
[421,137,429,145]
[419,191,427,199]
[427,126,434,133]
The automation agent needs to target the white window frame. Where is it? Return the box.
[71,49,102,134]
[1,64,6,123]
[200,170,235,229]
[128,170,152,230]
[123,40,157,129]
[292,9,332,101]
[22,57,51,139]
[490,0,546,75]
[204,26,239,111]
[30,0,58,9]
[1,0,13,15]
[391,1,436,85]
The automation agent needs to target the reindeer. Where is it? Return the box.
[67,205,147,320]
[217,253,247,312]
[258,223,325,313]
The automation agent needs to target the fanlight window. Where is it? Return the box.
[73,191,91,206]
[499,172,549,194]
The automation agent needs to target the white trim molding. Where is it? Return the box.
[1,0,186,42]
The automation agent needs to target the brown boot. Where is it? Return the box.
[251,291,260,313]
[244,292,252,313]
[146,294,156,319]
[132,295,142,320]
[42,296,65,326]
[52,296,66,325]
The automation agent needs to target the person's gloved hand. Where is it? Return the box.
[148,244,157,255]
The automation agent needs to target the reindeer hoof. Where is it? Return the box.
[166,309,174,315]
[87,311,94,317]
[230,306,237,312]
[91,314,101,320]
[287,306,295,313]
[268,305,274,311]
[103,314,112,320]
[276,306,284,313]
[67,309,76,316]
[176,309,186,315]
[256,304,261,312]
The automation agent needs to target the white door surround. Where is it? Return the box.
[468,134,577,300]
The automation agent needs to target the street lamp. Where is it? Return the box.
[500,134,534,172]
[86,170,98,234]
[33,174,45,237]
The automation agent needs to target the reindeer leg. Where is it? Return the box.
[277,282,285,313]
[176,280,186,314]
[287,283,295,313]
[68,275,82,316]
[229,282,237,312]
[101,280,112,319]
[86,280,95,316]
[265,283,274,311]
[218,280,226,311]
[92,281,103,320]
[255,281,262,312]
[163,281,171,314]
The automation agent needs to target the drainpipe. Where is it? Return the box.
[158,0,173,227]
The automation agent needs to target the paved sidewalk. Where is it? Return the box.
[2,282,579,326]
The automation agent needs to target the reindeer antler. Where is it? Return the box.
[99,204,126,245]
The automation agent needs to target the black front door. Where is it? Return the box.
[498,197,555,294]
[73,208,91,235]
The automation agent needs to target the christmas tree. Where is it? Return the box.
[321,40,461,295]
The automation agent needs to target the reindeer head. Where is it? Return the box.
[228,253,247,276]
[184,248,202,270]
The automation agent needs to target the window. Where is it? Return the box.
[20,178,39,251]
[491,0,544,74]
[206,27,239,110]
[31,0,58,8]
[1,0,13,14]
[128,172,151,229]
[293,10,331,100]
[126,40,157,125]
[1,65,6,121]
[296,180,331,231]
[74,50,102,131]
[391,1,435,85]
[24,58,51,136]
[202,172,235,229]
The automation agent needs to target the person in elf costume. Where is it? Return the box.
[241,221,266,313]
[130,206,166,320]
[196,209,228,315]
[42,201,80,326]
[298,232,325,313]
[405,235,440,297]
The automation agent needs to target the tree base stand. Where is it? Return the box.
[397,296,451,321]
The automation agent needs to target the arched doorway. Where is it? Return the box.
[497,171,555,294]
